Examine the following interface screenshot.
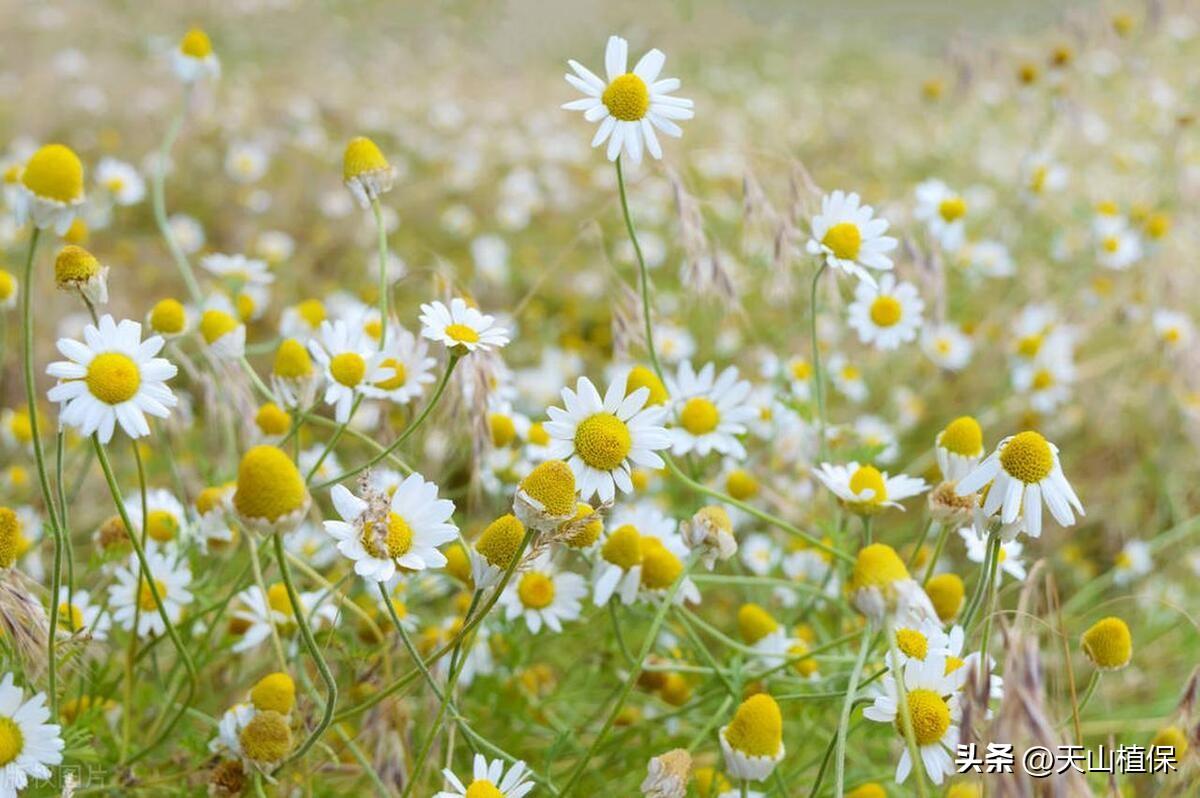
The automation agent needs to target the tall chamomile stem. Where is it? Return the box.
[810,261,829,462]
[976,532,1003,662]
[887,623,930,798]
[93,437,198,762]
[272,530,338,765]
[834,625,872,798]
[152,85,202,303]
[615,156,664,382]
[370,198,389,350]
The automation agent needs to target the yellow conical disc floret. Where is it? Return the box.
[149,299,187,335]
[1150,726,1188,763]
[850,543,909,593]
[924,573,965,621]
[22,144,84,203]
[737,603,779,645]
[724,694,783,757]
[0,507,19,569]
[254,403,291,436]
[200,309,239,345]
[848,465,887,504]
[640,538,683,590]
[562,503,602,548]
[53,245,101,288]
[939,416,983,457]
[233,445,308,531]
[999,431,1053,484]
[250,672,296,714]
[601,524,643,569]
[846,784,887,798]
[343,137,390,181]
[626,365,669,406]
[239,710,292,763]
[1081,616,1132,670]
[896,688,950,745]
[443,543,471,584]
[518,460,576,517]
[475,514,525,569]
[725,469,759,501]
[180,28,213,58]
[273,338,314,379]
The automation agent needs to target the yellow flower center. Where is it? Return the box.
[895,628,928,660]
[924,573,964,621]
[360,512,414,560]
[444,323,480,344]
[938,196,967,222]
[850,543,910,592]
[602,524,644,569]
[1031,369,1054,390]
[375,358,407,391]
[250,672,295,714]
[602,73,651,121]
[724,694,782,757]
[329,352,366,388]
[489,413,517,448]
[86,352,141,405]
[1102,236,1120,253]
[0,717,24,767]
[180,28,213,58]
[58,601,84,631]
[363,318,383,341]
[267,583,294,616]
[233,445,307,522]
[726,469,759,500]
[199,309,239,345]
[868,295,903,327]
[1081,616,1132,670]
[54,245,100,285]
[517,572,555,609]
[999,431,1053,484]
[1029,165,1048,193]
[138,578,167,612]
[145,509,180,543]
[841,365,860,381]
[1150,727,1188,762]
[518,459,577,516]
[626,365,669,405]
[640,538,683,589]
[273,339,314,379]
[944,656,965,676]
[679,397,720,435]
[235,293,256,322]
[0,271,13,301]
[821,222,862,261]
[22,144,84,203]
[528,422,550,446]
[848,465,887,504]
[738,603,779,644]
[255,403,291,436]
[476,514,525,569]
[464,780,505,798]
[574,413,632,471]
[295,299,326,328]
[239,711,292,763]
[896,688,950,745]
[343,137,390,181]
[149,299,186,334]
[939,416,982,457]
[790,359,812,381]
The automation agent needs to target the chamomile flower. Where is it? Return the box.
[1011,351,1075,413]
[471,514,527,589]
[229,583,336,654]
[95,157,145,205]
[890,617,952,666]
[224,142,270,184]
[0,673,64,794]
[342,136,394,208]
[500,554,586,634]
[961,239,1015,279]
[955,431,1084,538]
[805,190,898,286]
[562,35,694,163]
[740,534,779,576]
[665,361,756,459]
[271,338,319,408]
[54,587,109,641]
[173,28,220,82]
[434,754,534,798]
[1021,152,1067,200]
[655,323,696,364]
[147,298,188,338]
[592,503,676,606]
[813,462,928,515]
[544,374,670,503]
[719,694,785,782]
[201,253,274,288]
[1153,310,1193,351]
[849,543,938,624]
[419,298,510,355]
[371,326,437,405]
[1094,216,1143,270]
[513,459,577,531]
[1112,539,1151,585]
[914,179,969,251]
[737,603,796,669]
[935,416,985,482]
[198,305,246,360]
[0,269,16,311]
[847,274,924,350]
[123,489,189,551]
[308,320,388,422]
[13,143,85,234]
[45,315,178,443]
[195,484,237,552]
[827,354,868,403]
[324,476,457,583]
[53,245,108,305]
[863,656,961,785]
[921,323,973,371]
[108,550,193,639]
[1081,616,1132,671]
[279,299,328,341]
[680,505,738,570]
[232,445,310,535]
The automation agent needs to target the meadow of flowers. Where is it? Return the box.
[1,2,1199,796]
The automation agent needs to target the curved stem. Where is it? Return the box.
[151,86,202,302]
[834,624,872,797]
[615,156,663,382]
[809,261,829,462]
[272,531,338,766]
[920,522,949,585]
[93,438,198,765]
[370,199,389,350]
[304,394,363,483]
[314,353,459,489]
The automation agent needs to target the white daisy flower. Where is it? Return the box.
[955,431,1083,539]
[1153,309,1193,351]
[279,298,328,341]
[921,323,973,371]
[224,142,270,184]
[229,583,337,654]
[959,527,1027,583]
[654,323,696,364]
[419,298,510,354]
[1021,152,1067,200]
[1113,539,1152,585]
[197,303,247,360]
[544,374,671,503]
[108,550,193,639]
[934,416,985,483]
[123,488,190,552]
[500,554,587,634]
[863,655,961,785]
[813,462,929,515]
[54,587,110,641]
[826,354,868,403]
[1095,216,1143,270]
[95,157,145,205]
[846,274,924,350]
[0,673,64,794]
[323,475,458,583]
[592,503,677,607]
[371,326,437,405]
[285,521,338,570]
[665,361,756,459]
[943,625,1003,704]
[562,35,694,163]
[308,320,388,423]
[45,314,178,444]
[854,415,899,464]
[890,617,952,666]
[172,28,220,83]
[805,190,898,286]
[740,533,779,576]
[914,179,969,252]
[1011,349,1075,414]
[201,253,274,287]
[12,144,86,235]
[962,239,1014,279]
[434,754,534,798]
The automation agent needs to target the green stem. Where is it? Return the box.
[834,624,872,797]
[809,261,829,462]
[370,199,389,350]
[1075,670,1101,717]
[93,438,198,765]
[920,522,949,585]
[615,156,663,382]
[963,531,1000,629]
[240,356,277,403]
[304,394,363,483]
[272,531,338,766]
[151,86,202,302]
[314,353,459,489]
[887,623,929,798]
